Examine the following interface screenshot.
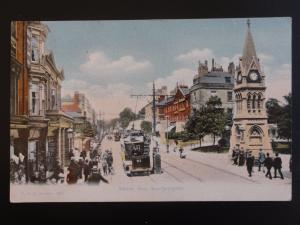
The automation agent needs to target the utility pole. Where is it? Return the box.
[130,81,174,136]
[152,81,156,135]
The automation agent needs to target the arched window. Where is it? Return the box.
[257,94,261,109]
[247,94,251,109]
[252,94,256,109]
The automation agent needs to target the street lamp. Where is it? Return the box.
[67,128,73,155]
[166,116,169,153]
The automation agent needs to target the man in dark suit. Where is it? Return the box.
[264,153,273,179]
[246,152,254,177]
[273,152,284,179]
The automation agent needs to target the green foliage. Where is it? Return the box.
[266,93,292,141]
[266,98,283,124]
[141,121,152,133]
[119,107,136,129]
[185,96,227,146]
[277,94,292,141]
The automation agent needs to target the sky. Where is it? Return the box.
[43,18,291,120]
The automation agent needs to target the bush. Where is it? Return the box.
[218,138,227,147]
[192,145,229,153]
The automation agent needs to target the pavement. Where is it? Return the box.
[10,136,292,202]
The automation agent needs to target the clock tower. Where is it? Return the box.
[230,19,272,156]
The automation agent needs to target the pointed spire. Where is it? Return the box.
[242,19,257,69]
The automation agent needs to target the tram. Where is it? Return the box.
[121,130,151,176]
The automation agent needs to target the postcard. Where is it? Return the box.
[10,18,292,202]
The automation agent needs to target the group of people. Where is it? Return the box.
[10,152,26,184]
[66,148,114,185]
[231,147,285,179]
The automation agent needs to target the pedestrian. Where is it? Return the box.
[78,158,84,179]
[258,149,266,172]
[87,166,109,184]
[238,150,245,166]
[273,152,284,179]
[102,159,108,175]
[66,167,78,184]
[233,149,239,165]
[107,153,113,174]
[83,159,90,182]
[264,153,273,179]
[246,152,254,177]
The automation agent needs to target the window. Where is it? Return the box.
[247,95,251,109]
[31,36,39,62]
[252,95,256,109]
[11,22,17,57]
[225,77,231,83]
[211,90,217,96]
[30,83,39,115]
[257,95,261,109]
[51,89,56,109]
[227,91,233,101]
[10,75,18,115]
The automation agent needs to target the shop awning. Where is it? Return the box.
[10,129,19,138]
[165,125,176,132]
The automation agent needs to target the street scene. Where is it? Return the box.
[10,18,292,202]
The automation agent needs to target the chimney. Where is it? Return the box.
[74,91,80,104]
[212,58,215,71]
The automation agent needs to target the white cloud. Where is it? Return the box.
[62,79,148,120]
[148,68,196,91]
[257,53,274,65]
[176,48,214,64]
[265,63,291,102]
[79,51,152,78]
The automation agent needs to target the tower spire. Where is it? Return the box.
[242,19,257,70]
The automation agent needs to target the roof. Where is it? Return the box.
[179,87,190,96]
[242,19,257,70]
[157,98,167,106]
[65,111,84,118]
[194,71,234,84]
[62,103,81,113]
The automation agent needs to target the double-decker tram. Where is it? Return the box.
[121,130,151,176]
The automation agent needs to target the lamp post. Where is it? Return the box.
[67,128,73,156]
[166,116,169,153]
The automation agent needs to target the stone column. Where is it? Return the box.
[57,127,61,165]
[61,128,65,168]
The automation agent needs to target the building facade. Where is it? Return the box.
[190,59,235,114]
[162,85,190,132]
[230,20,272,156]
[10,21,30,181]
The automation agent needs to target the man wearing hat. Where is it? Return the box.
[246,151,254,177]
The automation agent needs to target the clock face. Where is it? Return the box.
[249,71,259,81]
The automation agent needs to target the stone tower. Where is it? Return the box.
[230,19,272,157]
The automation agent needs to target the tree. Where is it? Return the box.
[266,93,292,142]
[205,96,227,145]
[185,107,209,147]
[141,121,152,133]
[266,98,283,124]
[185,96,228,146]
[277,93,292,142]
[119,107,136,129]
